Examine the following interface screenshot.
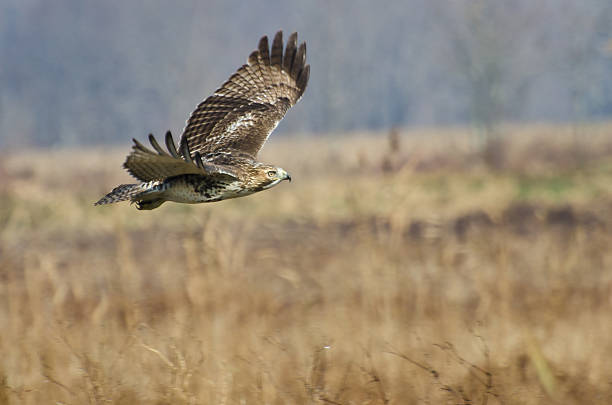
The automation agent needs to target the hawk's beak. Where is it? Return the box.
[277,168,291,182]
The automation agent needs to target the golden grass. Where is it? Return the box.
[2,123,612,404]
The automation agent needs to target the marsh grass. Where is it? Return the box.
[1,123,612,404]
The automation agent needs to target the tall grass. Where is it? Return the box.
[1,123,612,404]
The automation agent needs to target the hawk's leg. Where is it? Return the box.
[135,198,166,210]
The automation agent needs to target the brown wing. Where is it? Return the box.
[124,131,239,182]
[179,31,310,158]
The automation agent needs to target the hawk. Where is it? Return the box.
[95,31,309,210]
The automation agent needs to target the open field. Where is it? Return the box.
[2,123,612,404]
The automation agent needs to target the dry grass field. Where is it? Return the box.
[2,123,612,404]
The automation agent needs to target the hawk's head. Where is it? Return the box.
[246,163,292,191]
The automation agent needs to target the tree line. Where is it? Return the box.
[1,0,611,146]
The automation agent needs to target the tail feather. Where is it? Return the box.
[94,184,142,206]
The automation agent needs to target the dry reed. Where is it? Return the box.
[1,123,612,404]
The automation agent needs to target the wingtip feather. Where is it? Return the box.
[165,131,179,158]
[132,137,149,152]
[148,134,169,156]
[283,32,298,73]
[293,42,306,77]
[258,35,270,65]
[297,64,310,94]
[194,151,205,169]
[271,31,283,68]
[248,50,259,65]
[181,140,193,163]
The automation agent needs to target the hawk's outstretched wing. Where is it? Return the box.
[179,31,309,159]
[124,131,239,182]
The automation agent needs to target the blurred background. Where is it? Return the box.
[1,0,611,147]
[2,1,612,404]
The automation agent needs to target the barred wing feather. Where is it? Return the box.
[179,31,310,159]
[124,131,238,182]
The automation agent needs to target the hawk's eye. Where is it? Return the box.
[267,170,277,178]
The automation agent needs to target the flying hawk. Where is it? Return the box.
[95,31,309,210]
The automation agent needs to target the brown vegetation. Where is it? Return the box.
[1,123,612,404]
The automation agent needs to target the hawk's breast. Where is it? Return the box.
[164,174,250,203]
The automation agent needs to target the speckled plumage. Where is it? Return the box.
[95,31,308,210]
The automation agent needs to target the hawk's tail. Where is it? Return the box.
[95,183,166,210]
[94,184,143,206]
